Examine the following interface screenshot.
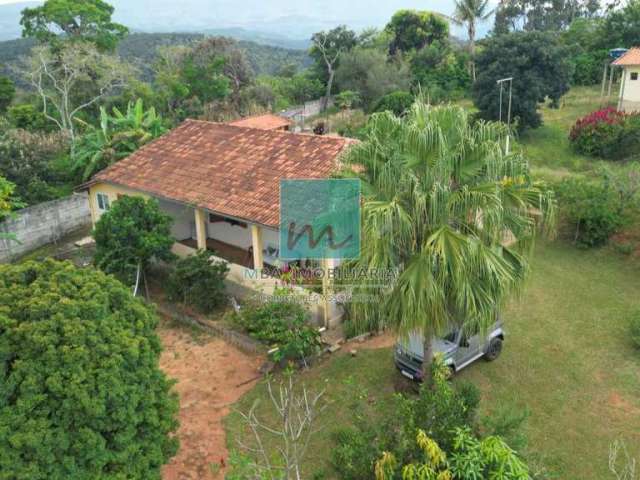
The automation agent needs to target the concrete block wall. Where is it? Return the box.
[0,192,91,262]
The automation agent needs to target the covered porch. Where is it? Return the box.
[158,197,278,271]
[157,196,343,327]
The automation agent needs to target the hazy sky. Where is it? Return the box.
[0,0,499,38]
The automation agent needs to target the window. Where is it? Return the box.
[96,193,110,211]
[631,72,639,81]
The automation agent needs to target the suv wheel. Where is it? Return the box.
[484,337,503,361]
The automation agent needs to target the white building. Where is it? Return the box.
[614,47,640,112]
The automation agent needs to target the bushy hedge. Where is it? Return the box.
[166,249,229,313]
[0,259,179,479]
[231,293,321,362]
[555,177,626,247]
[569,107,640,160]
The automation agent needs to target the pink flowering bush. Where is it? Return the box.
[569,107,640,160]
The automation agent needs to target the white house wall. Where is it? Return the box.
[620,66,640,112]
[157,198,194,241]
[207,218,253,248]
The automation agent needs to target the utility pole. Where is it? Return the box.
[497,77,513,154]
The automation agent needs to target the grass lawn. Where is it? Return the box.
[225,241,640,479]
[518,86,615,178]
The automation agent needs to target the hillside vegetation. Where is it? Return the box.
[0,32,310,83]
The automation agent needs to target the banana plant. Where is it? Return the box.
[73,99,167,181]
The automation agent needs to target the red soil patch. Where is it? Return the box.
[159,326,264,480]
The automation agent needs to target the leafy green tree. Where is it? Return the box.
[473,31,572,130]
[6,104,50,131]
[410,41,471,101]
[0,118,70,205]
[562,18,608,86]
[0,259,179,479]
[167,249,229,313]
[385,10,449,55]
[341,103,555,371]
[335,48,411,111]
[190,37,254,94]
[597,0,640,51]
[452,0,494,80]
[0,75,15,113]
[0,175,23,242]
[492,0,601,34]
[73,99,166,180]
[372,91,414,116]
[20,0,128,51]
[154,44,230,120]
[309,26,358,110]
[93,196,175,291]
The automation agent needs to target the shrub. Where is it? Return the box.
[232,294,321,362]
[555,177,626,247]
[7,103,50,131]
[569,107,640,161]
[166,249,229,313]
[372,91,414,116]
[0,259,179,479]
[332,358,483,479]
[630,311,640,349]
[93,196,175,285]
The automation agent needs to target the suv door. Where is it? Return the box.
[454,326,482,367]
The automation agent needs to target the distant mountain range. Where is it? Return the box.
[0,0,485,48]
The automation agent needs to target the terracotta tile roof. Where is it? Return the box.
[613,48,640,66]
[92,119,352,227]
[227,113,293,130]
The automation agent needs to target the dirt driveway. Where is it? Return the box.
[159,323,264,480]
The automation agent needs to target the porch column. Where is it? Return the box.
[250,224,264,269]
[194,208,207,250]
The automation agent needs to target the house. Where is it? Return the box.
[613,47,640,112]
[82,119,353,325]
[227,113,293,131]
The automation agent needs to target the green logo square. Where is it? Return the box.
[280,179,360,259]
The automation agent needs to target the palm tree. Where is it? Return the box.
[452,0,494,81]
[341,103,555,376]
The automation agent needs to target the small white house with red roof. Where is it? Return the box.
[613,47,640,112]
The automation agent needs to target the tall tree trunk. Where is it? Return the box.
[322,68,334,112]
[421,334,434,382]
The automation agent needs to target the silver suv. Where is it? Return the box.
[394,321,504,381]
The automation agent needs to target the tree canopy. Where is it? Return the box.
[0,259,179,479]
[20,0,128,51]
[385,10,449,54]
[93,195,175,287]
[0,75,15,113]
[473,31,572,130]
[335,48,411,111]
